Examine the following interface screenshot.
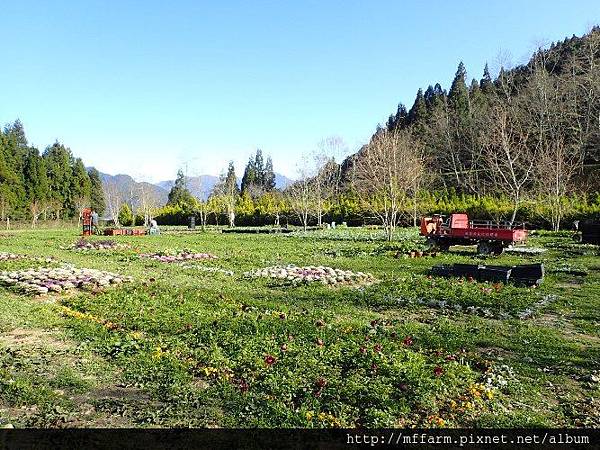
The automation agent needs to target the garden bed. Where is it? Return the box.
[64,239,131,251]
[0,266,133,295]
[244,265,376,287]
[139,250,217,263]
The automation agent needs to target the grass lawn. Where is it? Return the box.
[0,226,598,428]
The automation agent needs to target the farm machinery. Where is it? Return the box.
[420,213,528,255]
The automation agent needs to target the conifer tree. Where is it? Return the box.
[88,168,106,214]
[43,142,74,219]
[448,62,470,119]
[241,156,257,193]
[71,157,92,215]
[480,63,495,94]
[408,88,428,125]
[167,169,195,208]
[264,156,276,191]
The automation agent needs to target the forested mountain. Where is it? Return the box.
[94,170,169,209]
[342,27,600,196]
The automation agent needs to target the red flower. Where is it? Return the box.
[315,377,328,388]
[371,362,378,372]
[374,343,383,353]
[403,336,414,346]
[433,366,444,377]
[264,355,276,366]
[359,346,367,355]
[239,379,249,393]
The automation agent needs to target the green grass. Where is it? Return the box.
[0,227,598,428]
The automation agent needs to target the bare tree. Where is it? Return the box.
[484,102,535,225]
[195,180,213,231]
[136,183,159,226]
[104,180,122,226]
[285,156,314,231]
[525,62,585,230]
[352,129,425,241]
[535,136,583,230]
[29,199,51,228]
[74,195,90,227]
[211,173,238,227]
[428,97,486,195]
[312,136,346,225]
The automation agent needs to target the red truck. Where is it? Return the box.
[420,213,528,255]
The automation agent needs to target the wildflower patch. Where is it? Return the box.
[244,265,377,287]
[139,250,217,263]
[0,266,133,295]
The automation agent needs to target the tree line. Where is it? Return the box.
[155,28,600,237]
[0,120,105,226]
[4,28,600,235]
[348,28,600,236]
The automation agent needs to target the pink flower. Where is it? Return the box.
[434,366,444,377]
[403,336,414,347]
[264,355,276,366]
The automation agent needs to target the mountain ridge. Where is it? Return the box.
[92,169,294,204]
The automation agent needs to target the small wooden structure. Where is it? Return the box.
[82,208,93,236]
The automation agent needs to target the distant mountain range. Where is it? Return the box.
[91,169,294,205]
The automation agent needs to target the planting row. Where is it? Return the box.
[140,251,217,263]
[65,239,131,251]
[0,266,133,296]
[244,265,377,287]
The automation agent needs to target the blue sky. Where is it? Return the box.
[1,1,598,182]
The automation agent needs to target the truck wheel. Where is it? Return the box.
[492,242,505,255]
[477,242,492,255]
[427,237,449,251]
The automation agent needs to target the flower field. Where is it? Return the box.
[0,227,598,428]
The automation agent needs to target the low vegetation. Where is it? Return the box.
[0,226,598,428]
